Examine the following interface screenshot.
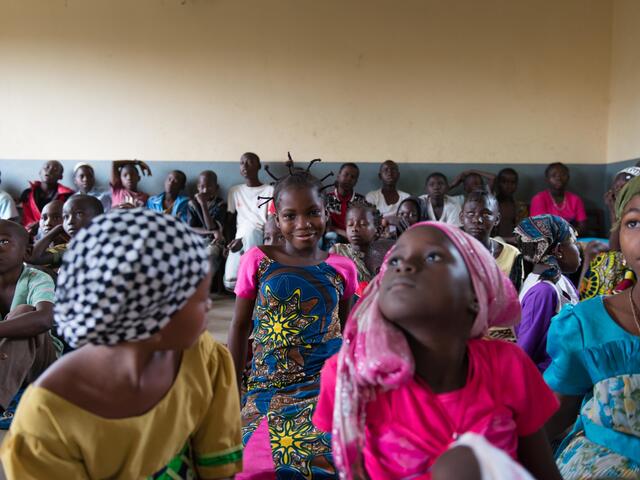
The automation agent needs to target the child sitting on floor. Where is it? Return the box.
[228,168,357,479]
[147,170,190,222]
[420,172,462,226]
[530,162,587,236]
[0,209,243,479]
[110,159,152,208]
[224,152,273,291]
[313,221,561,480]
[331,201,393,295]
[514,215,581,372]
[365,160,410,218]
[188,170,228,278]
[28,195,104,271]
[0,220,58,427]
[19,161,74,228]
[31,199,67,246]
[71,163,111,212]
[493,168,528,244]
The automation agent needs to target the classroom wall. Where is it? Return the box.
[0,0,612,165]
[607,0,640,165]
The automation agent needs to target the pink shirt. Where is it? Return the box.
[110,186,149,208]
[234,246,358,299]
[529,190,587,223]
[313,339,559,479]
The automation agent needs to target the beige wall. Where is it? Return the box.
[607,0,640,164]
[0,0,613,164]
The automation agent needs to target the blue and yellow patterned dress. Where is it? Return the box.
[544,296,640,479]
[235,247,357,479]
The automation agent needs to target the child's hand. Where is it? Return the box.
[136,160,152,177]
[227,238,243,253]
[195,192,209,206]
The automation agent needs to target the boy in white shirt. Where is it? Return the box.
[224,152,273,291]
[365,160,409,218]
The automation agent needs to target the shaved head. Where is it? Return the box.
[0,220,28,246]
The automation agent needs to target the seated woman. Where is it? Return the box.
[544,175,640,478]
[460,191,523,341]
[530,162,587,236]
[580,166,640,300]
[514,215,581,372]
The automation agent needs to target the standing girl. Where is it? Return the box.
[228,170,357,479]
[545,176,640,478]
[313,222,561,480]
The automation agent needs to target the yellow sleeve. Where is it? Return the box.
[192,337,243,479]
[1,431,87,479]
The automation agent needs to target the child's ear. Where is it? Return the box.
[24,245,33,262]
[274,214,281,229]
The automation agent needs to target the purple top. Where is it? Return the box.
[515,282,558,373]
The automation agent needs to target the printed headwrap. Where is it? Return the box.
[514,214,575,281]
[332,221,521,480]
[55,208,210,348]
[616,166,640,180]
[615,175,640,228]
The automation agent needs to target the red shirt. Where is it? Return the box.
[20,181,74,227]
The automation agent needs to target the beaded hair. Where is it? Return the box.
[257,152,335,209]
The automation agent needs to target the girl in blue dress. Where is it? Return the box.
[544,175,640,478]
[228,169,357,479]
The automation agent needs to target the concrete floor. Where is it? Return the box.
[0,295,236,479]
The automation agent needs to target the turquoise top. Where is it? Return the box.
[544,296,640,463]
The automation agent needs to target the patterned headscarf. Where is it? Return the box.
[615,175,640,228]
[514,215,575,281]
[616,166,640,180]
[332,221,521,480]
[55,208,210,348]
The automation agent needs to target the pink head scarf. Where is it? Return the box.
[332,221,521,479]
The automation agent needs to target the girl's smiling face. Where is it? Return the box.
[379,226,476,340]
[620,195,640,274]
[276,187,327,251]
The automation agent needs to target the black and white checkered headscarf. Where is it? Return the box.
[55,208,210,348]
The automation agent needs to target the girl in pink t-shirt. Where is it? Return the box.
[529,162,587,236]
[313,222,562,480]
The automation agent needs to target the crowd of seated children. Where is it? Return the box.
[2,154,640,479]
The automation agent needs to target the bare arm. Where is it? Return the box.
[0,302,54,338]
[338,297,352,331]
[545,393,582,441]
[575,220,588,238]
[28,224,66,264]
[195,194,218,232]
[517,428,563,480]
[227,296,256,390]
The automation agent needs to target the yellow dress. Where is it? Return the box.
[0,333,243,479]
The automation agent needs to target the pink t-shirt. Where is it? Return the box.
[313,339,559,479]
[111,186,149,208]
[234,246,358,300]
[529,190,587,223]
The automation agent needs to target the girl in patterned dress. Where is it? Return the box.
[545,176,640,478]
[228,170,357,479]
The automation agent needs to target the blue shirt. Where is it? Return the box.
[147,193,189,223]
